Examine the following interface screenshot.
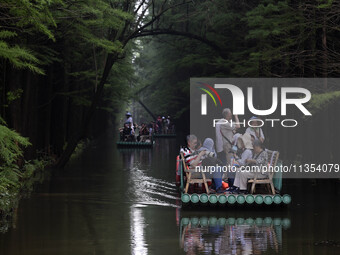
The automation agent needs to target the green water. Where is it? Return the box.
[0,133,339,255]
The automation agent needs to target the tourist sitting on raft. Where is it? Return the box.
[225,133,253,192]
[198,138,229,194]
[120,122,135,142]
[246,116,265,143]
[137,123,151,142]
[148,122,154,134]
[180,135,205,168]
[180,135,227,194]
[154,115,175,134]
[233,133,253,167]
[229,139,268,194]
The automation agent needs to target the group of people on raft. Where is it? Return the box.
[181,108,267,194]
[155,115,175,134]
[119,112,175,142]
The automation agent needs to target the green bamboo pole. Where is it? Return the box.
[273,218,282,226]
[264,195,273,205]
[245,218,254,225]
[273,194,282,204]
[227,195,236,204]
[200,217,209,227]
[218,194,227,204]
[209,217,218,226]
[236,195,246,204]
[255,218,263,226]
[282,194,291,204]
[181,193,190,204]
[190,193,199,204]
[191,217,199,226]
[255,195,264,204]
[282,218,291,229]
[181,218,190,225]
[180,162,184,192]
[236,218,245,225]
[199,194,209,204]
[208,194,218,204]
[226,218,236,225]
[264,217,272,225]
[217,218,227,226]
[246,194,255,204]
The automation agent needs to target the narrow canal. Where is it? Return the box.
[0,132,339,255]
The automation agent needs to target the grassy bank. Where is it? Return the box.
[0,123,52,233]
[0,122,92,233]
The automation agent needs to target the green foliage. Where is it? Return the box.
[0,124,50,212]
[0,0,58,74]
[0,125,31,165]
[6,89,23,104]
[135,0,340,121]
[0,123,50,192]
[0,125,30,193]
[11,0,57,40]
[0,31,17,39]
[0,41,45,74]
[308,91,340,114]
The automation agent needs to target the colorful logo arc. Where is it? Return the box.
[197,82,222,107]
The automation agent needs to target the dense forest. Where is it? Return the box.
[1,0,340,195]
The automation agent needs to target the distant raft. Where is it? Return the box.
[116,140,154,147]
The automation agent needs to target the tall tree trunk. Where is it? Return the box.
[55,54,115,168]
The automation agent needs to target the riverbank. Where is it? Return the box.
[0,158,51,233]
[0,137,91,233]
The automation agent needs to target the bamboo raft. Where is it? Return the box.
[153,133,176,138]
[116,140,154,147]
[181,193,291,206]
[178,149,292,207]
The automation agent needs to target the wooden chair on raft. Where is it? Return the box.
[248,149,279,195]
[180,152,211,194]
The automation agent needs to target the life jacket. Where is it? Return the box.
[222,181,229,189]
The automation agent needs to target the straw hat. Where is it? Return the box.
[240,133,253,150]
[249,116,262,122]
[233,133,242,144]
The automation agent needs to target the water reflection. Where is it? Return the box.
[180,216,291,255]
[118,147,156,171]
[130,205,148,255]
[0,133,339,255]
[118,142,180,208]
[128,167,179,207]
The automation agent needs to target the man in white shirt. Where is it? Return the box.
[216,108,240,187]
[215,118,224,163]
[125,112,134,133]
[216,108,240,165]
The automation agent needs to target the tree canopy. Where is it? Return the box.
[0,0,339,167]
